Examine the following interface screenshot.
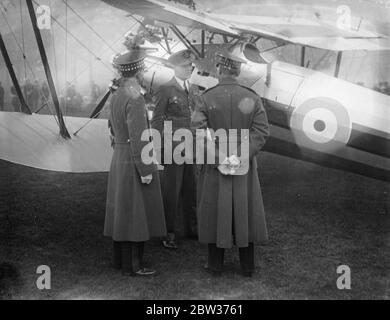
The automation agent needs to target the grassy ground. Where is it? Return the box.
[0,153,389,300]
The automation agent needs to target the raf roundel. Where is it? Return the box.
[290,97,352,152]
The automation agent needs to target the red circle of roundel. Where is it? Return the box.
[290,97,352,153]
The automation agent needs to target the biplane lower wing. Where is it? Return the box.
[0,112,112,172]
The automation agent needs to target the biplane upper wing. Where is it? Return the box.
[103,0,390,52]
[101,0,239,36]
[212,14,390,51]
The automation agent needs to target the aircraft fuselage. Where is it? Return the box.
[144,41,390,181]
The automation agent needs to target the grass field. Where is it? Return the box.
[0,152,389,300]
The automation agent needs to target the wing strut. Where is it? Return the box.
[26,0,71,139]
[201,30,205,58]
[301,47,306,67]
[89,90,112,120]
[0,33,31,114]
[161,28,172,54]
[334,51,343,78]
[169,25,201,58]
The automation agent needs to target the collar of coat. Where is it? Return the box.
[218,76,240,86]
[168,76,191,94]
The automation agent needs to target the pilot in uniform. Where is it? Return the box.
[192,50,270,277]
[104,49,166,276]
[152,49,199,249]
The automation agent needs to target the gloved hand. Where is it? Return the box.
[141,174,153,184]
[227,155,241,173]
[217,157,232,175]
[217,155,241,175]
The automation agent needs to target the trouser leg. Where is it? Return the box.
[208,244,224,273]
[121,242,142,275]
[239,243,255,276]
[162,164,184,234]
[138,242,145,268]
[181,164,197,237]
[113,241,122,270]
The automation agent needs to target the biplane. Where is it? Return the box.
[0,0,390,182]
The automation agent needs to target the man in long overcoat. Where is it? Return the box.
[104,49,166,276]
[151,49,199,249]
[192,50,269,277]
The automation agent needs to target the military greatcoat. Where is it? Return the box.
[104,81,167,242]
[192,77,269,248]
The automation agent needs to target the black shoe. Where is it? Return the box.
[162,233,178,249]
[122,268,156,277]
[162,240,178,249]
[135,268,156,276]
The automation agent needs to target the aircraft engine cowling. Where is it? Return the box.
[227,42,266,64]
[290,97,352,152]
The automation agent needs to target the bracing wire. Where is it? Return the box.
[34,23,138,113]
[60,0,117,53]
[128,14,170,55]
[0,7,26,62]
[0,5,59,125]
[74,23,195,136]
[29,0,114,74]
[144,26,197,73]
[4,0,184,125]
[49,0,59,88]
[19,0,27,83]
[74,25,199,135]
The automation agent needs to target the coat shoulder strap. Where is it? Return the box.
[237,84,259,97]
[202,84,219,95]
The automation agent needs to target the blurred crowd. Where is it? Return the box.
[1,78,389,114]
[0,79,106,117]
[372,81,390,95]
[355,80,390,95]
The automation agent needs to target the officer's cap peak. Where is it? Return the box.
[168,49,196,66]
